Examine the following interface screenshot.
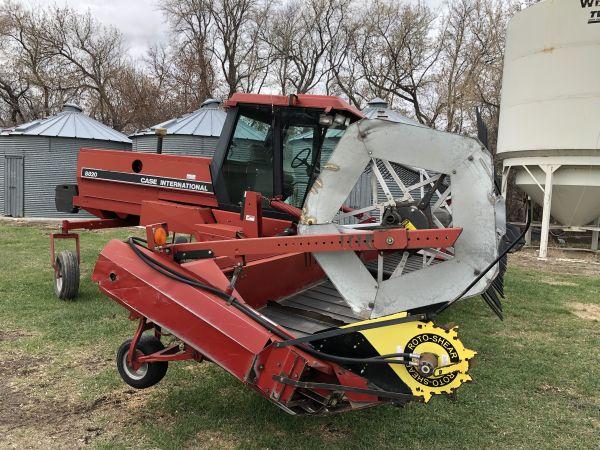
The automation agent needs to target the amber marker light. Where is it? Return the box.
[154,227,168,246]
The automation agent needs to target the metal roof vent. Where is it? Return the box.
[367,97,389,108]
[62,103,83,113]
[362,98,421,126]
[201,98,221,108]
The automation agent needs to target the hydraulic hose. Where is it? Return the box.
[126,237,415,367]
[433,198,533,316]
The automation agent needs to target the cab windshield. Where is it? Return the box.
[221,105,348,208]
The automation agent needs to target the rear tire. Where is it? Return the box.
[54,250,80,300]
[116,336,168,389]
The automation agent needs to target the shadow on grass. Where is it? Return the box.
[140,364,429,449]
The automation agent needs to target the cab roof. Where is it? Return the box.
[225,93,364,120]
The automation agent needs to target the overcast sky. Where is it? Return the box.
[27,0,445,59]
[28,0,169,59]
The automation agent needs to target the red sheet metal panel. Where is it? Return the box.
[93,239,275,380]
[233,253,325,309]
[211,209,291,237]
[75,149,217,216]
[140,200,214,234]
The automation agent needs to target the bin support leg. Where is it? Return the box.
[525,227,532,248]
[538,165,560,260]
[592,217,600,252]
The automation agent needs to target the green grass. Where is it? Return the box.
[0,222,598,449]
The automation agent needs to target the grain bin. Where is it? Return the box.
[497,0,600,258]
[131,99,225,157]
[0,104,131,218]
[346,98,431,215]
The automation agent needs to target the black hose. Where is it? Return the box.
[126,237,415,366]
[433,198,533,317]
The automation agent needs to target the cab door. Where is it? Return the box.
[211,105,327,212]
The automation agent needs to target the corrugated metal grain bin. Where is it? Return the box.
[351,98,424,214]
[130,99,224,157]
[0,103,131,218]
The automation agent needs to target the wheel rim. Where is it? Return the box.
[55,263,63,291]
[122,352,149,380]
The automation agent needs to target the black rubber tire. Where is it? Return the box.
[116,336,168,389]
[54,250,80,300]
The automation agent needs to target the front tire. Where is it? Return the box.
[54,250,80,300]
[116,336,168,389]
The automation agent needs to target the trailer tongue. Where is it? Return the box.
[51,93,519,414]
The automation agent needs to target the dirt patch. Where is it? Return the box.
[568,302,600,322]
[0,347,158,449]
[536,384,593,414]
[509,248,600,277]
[315,422,346,443]
[186,430,240,449]
[0,329,31,342]
[537,383,565,394]
[0,353,52,430]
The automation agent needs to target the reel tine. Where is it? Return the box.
[491,278,505,298]
[482,292,504,321]
[486,288,503,312]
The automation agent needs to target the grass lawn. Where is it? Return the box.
[0,221,598,449]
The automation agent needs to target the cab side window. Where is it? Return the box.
[222,106,273,205]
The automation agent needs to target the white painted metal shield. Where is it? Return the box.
[299,119,502,318]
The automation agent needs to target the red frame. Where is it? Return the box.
[126,317,202,370]
[50,218,130,268]
[50,233,80,267]
[167,227,462,258]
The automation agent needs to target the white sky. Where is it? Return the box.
[26,0,169,59]
[25,0,445,60]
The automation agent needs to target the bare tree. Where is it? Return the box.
[159,0,216,102]
[350,1,443,124]
[264,0,351,95]
[111,65,172,134]
[430,0,520,139]
[324,6,368,106]
[0,67,28,125]
[210,0,272,96]
[147,41,216,114]
[41,6,128,129]
[0,1,80,124]
[159,0,271,98]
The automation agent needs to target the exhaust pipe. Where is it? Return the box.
[155,127,167,154]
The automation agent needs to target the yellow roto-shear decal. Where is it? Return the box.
[345,313,476,402]
[400,219,417,231]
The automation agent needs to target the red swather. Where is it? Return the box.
[50,94,462,414]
